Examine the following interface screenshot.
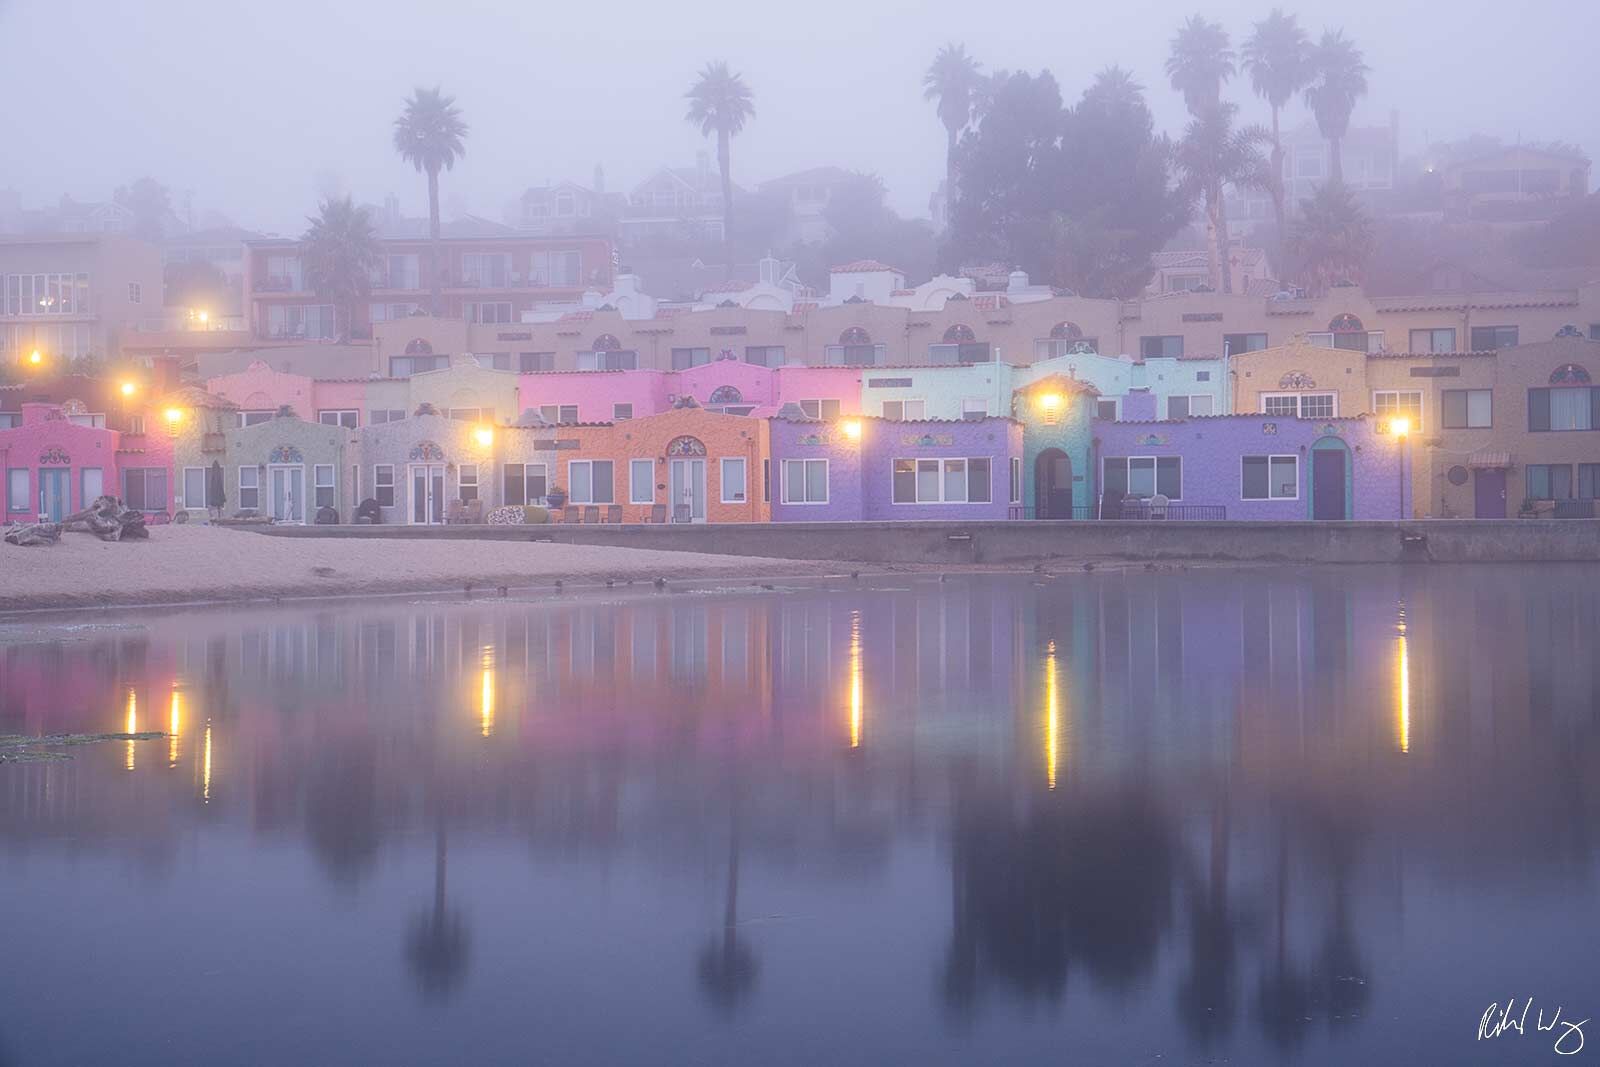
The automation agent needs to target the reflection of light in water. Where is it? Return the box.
[202,722,213,803]
[168,689,182,767]
[1045,640,1060,789]
[1396,604,1410,754]
[125,689,137,771]
[480,645,495,738]
[849,611,863,748]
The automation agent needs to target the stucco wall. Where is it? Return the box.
[518,370,670,423]
[0,404,122,520]
[222,415,352,520]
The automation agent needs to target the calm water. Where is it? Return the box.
[2,568,1598,1066]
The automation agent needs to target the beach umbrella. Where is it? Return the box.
[207,461,226,512]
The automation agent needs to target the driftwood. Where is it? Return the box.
[60,495,149,542]
[3,522,62,547]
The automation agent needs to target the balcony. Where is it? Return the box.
[255,275,302,293]
[131,314,246,334]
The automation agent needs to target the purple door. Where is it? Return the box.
[1473,469,1506,518]
[1312,449,1346,519]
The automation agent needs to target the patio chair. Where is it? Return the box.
[445,499,466,524]
[647,503,668,524]
[606,504,623,524]
[565,506,583,524]
[462,499,484,524]
[583,505,601,525]
[673,504,692,524]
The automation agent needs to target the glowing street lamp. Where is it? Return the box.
[27,349,43,366]
[163,407,184,425]
[473,425,494,447]
[841,419,862,441]
[120,381,137,398]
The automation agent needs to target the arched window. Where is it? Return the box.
[592,333,622,352]
[707,385,743,405]
[1050,321,1083,340]
[943,323,976,344]
[1550,363,1591,385]
[665,435,707,456]
[404,338,434,355]
[839,326,871,346]
[1328,313,1364,333]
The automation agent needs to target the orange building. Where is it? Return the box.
[556,407,770,523]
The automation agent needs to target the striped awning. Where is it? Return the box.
[1468,451,1512,469]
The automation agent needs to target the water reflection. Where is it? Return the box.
[2,567,1599,1065]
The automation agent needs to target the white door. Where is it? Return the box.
[669,459,706,523]
[81,467,103,506]
[409,464,445,524]
[269,465,304,522]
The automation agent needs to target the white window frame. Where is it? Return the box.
[1095,398,1119,422]
[629,458,654,504]
[181,466,206,509]
[1441,388,1493,429]
[238,465,260,511]
[1165,394,1214,419]
[892,457,992,504]
[567,459,614,504]
[238,410,275,427]
[1242,454,1299,500]
[780,458,829,504]
[881,398,925,420]
[317,409,359,428]
[961,398,988,421]
[720,458,748,503]
[1372,390,1424,432]
[373,464,395,507]
[798,399,841,421]
[457,463,478,502]
[313,464,336,509]
[1104,456,1183,501]
[539,404,579,425]
[67,412,107,428]
[613,403,633,421]
[1260,392,1338,419]
[1408,327,1456,354]
[1010,457,1022,504]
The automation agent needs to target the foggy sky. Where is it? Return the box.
[7,0,1595,235]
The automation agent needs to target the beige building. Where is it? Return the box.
[0,233,166,368]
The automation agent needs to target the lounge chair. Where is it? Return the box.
[606,504,623,524]
[647,503,668,524]
[673,504,692,523]
[462,499,484,524]
[565,506,583,524]
[445,499,466,524]
[583,505,601,525]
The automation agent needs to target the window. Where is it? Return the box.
[568,460,614,504]
[1242,455,1298,499]
[577,350,638,371]
[266,304,336,340]
[7,468,28,511]
[823,343,883,366]
[745,345,785,367]
[613,403,633,421]
[1261,393,1337,418]
[762,459,771,502]
[671,347,710,370]
[501,463,547,505]
[1526,464,1573,500]
[1140,335,1183,359]
[720,458,747,503]
[1010,457,1022,503]
[1579,464,1600,500]
[121,468,167,511]
[520,352,555,372]
[4,271,90,315]
[1308,329,1385,353]
[1223,333,1267,353]
[1166,395,1214,418]
[128,282,141,304]
[892,458,992,503]
[799,399,841,421]
[476,353,513,371]
[239,466,260,510]
[314,464,335,508]
[65,411,107,428]
[928,343,993,364]
[373,465,394,507]
[457,464,477,503]
[1102,457,1181,499]
[182,467,205,509]
[369,409,406,424]
[237,410,275,427]
[389,354,448,377]
[630,459,654,504]
[1096,399,1119,421]
[1373,390,1423,431]
[318,409,359,428]
[961,399,988,421]
[882,399,925,420]
[1441,389,1492,429]
[1196,371,1211,382]
[1470,325,1519,350]
[1528,387,1597,432]
[467,302,514,325]
[538,404,580,425]
[1035,337,1100,359]
[1409,328,1457,354]
[128,414,145,434]
[1590,325,1600,343]
[447,408,487,423]
[781,459,829,504]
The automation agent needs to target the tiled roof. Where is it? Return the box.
[700,280,749,293]
[558,310,595,323]
[162,385,237,409]
[772,413,1022,427]
[1365,350,1499,359]
[830,260,901,274]
[1111,413,1373,426]
[1371,292,1579,312]
[968,294,1010,312]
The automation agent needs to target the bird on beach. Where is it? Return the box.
[498,585,508,597]
[554,579,564,591]
[1082,562,1096,572]
[850,571,860,580]
[606,579,615,588]
[653,577,666,589]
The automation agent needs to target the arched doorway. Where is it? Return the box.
[1309,436,1352,520]
[1034,448,1073,518]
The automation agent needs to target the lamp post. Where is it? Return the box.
[1390,416,1410,518]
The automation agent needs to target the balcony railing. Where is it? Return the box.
[255,275,302,292]
[1115,502,1228,521]
[1008,505,1097,520]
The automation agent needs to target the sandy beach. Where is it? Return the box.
[0,525,852,612]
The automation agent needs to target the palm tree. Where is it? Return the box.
[392,87,467,315]
[923,44,983,215]
[302,196,381,341]
[405,823,471,999]
[697,805,758,1014]
[1303,30,1369,185]
[1243,10,1311,256]
[1174,103,1273,293]
[685,62,755,265]
[1286,182,1373,293]
[1166,15,1235,118]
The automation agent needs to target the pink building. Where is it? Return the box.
[514,363,866,424]
[1,402,124,522]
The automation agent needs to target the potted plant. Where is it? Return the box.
[545,484,567,509]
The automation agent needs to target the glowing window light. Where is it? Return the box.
[849,611,863,748]
[1045,640,1060,789]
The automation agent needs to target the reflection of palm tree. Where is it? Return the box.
[1176,794,1237,1043]
[1256,828,1313,1051]
[1316,860,1370,1027]
[406,823,471,999]
[698,807,758,1014]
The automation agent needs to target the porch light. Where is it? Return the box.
[474,426,494,447]
[163,407,184,424]
[841,419,862,440]
[1039,393,1063,411]
[1390,416,1410,437]
[28,349,42,365]
[120,381,137,397]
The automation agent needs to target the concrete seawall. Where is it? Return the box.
[243,519,1600,566]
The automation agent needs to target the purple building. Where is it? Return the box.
[1095,414,1407,520]
[770,415,1023,521]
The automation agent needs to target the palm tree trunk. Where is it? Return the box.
[427,166,442,315]
[1205,184,1222,291]
[1328,136,1344,186]
[718,128,733,277]
[946,124,959,223]
[1269,107,1287,280]
[1216,182,1235,295]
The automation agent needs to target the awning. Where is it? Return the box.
[1468,451,1512,469]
